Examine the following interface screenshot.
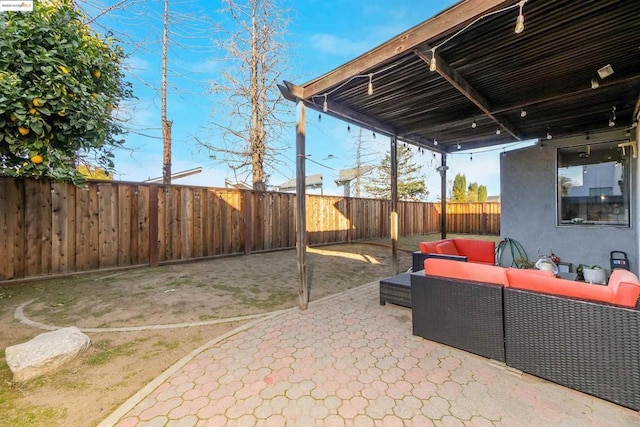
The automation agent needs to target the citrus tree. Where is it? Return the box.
[0,0,131,185]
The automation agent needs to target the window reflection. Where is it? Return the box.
[557,141,630,227]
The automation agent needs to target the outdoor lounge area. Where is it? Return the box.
[286,0,640,414]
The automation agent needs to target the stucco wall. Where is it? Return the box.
[500,129,638,274]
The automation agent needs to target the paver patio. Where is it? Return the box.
[103,282,640,426]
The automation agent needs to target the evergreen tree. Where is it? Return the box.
[478,184,488,202]
[451,173,467,202]
[363,146,428,201]
[467,182,479,202]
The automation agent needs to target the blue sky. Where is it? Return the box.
[79,0,532,200]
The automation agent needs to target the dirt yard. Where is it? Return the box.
[0,241,416,427]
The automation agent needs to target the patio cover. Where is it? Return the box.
[281,0,640,152]
[280,0,640,307]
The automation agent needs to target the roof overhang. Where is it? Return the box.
[280,0,640,154]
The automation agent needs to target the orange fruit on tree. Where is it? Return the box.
[18,126,29,136]
[59,65,69,74]
[30,155,43,164]
[32,98,44,107]
[29,108,38,115]
[93,70,101,79]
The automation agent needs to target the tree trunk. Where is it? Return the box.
[161,0,171,185]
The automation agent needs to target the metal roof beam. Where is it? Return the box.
[414,47,521,141]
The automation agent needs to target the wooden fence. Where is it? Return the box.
[0,178,500,281]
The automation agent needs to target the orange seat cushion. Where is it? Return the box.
[424,258,507,286]
[506,268,616,305]
[452,239,496,264]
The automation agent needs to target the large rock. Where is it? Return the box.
[5,326,91,382]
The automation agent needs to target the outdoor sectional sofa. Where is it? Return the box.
[411,258,640,411]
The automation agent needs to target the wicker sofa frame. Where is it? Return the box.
[409,271,640,410]
[504,287,640,411]
[410,273,505,362]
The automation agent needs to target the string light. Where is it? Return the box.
[456,143,461,150]
[429,49,437,72]
[433,138,438,146]
[367,74,373,95]
[520,109,527,118]
[471,119,477,129]
[591,77,600,89]
[546,128,553,140]
[514,0,527,34]
[372,131,376,139]
[347,124,351,133]
[502,149,506,157]
[609,106,616,127]
[323,93,328,112]
[470,153,473,161]
[318,113,321,122]
[496,128,501,135]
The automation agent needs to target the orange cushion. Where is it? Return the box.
[419,241,438,254]
[608,269,640,307]
[424,258,507,286]
[506,268,615,305]
[436,241,459,256]
[452,239,496,264]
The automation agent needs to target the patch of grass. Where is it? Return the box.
[0,361,64,427]
[164,278,192,288]
[87,340,138,366]
[153,339,180,351]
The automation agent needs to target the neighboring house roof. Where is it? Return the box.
[277,174,323,191]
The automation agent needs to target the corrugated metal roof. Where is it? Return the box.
[281,0,640,153]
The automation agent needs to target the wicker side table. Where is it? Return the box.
[379,272,413,308]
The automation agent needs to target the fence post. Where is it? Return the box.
[243,191,253,255]
[481,203,488,235]
[149,185,159,267]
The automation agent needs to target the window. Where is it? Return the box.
[557,141,630,227]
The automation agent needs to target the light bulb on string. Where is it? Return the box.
[514,0,526,34]
[429,49,437,72]
[609,106,616,127]
[471,119,477,129]
[591,78,600,89]
[546,128,553,140]
[347,124,351,133]
[323,93,328,112]
[433,138,438,146]
[496,128,501,135]
[367,74,373,95]
[520,109,527,118]
[318,113,321,122]
[501,149,506,157]
[470,153,473,162]
[456,143,461,150]
[372,131,376,139]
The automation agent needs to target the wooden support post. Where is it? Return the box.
[439,154,448,240]
[390,137,399,274]
[149,184,159,267]
[243,191,253,255]
[296,102,308,310]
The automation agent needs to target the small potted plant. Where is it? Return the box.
[577,264,607,284]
